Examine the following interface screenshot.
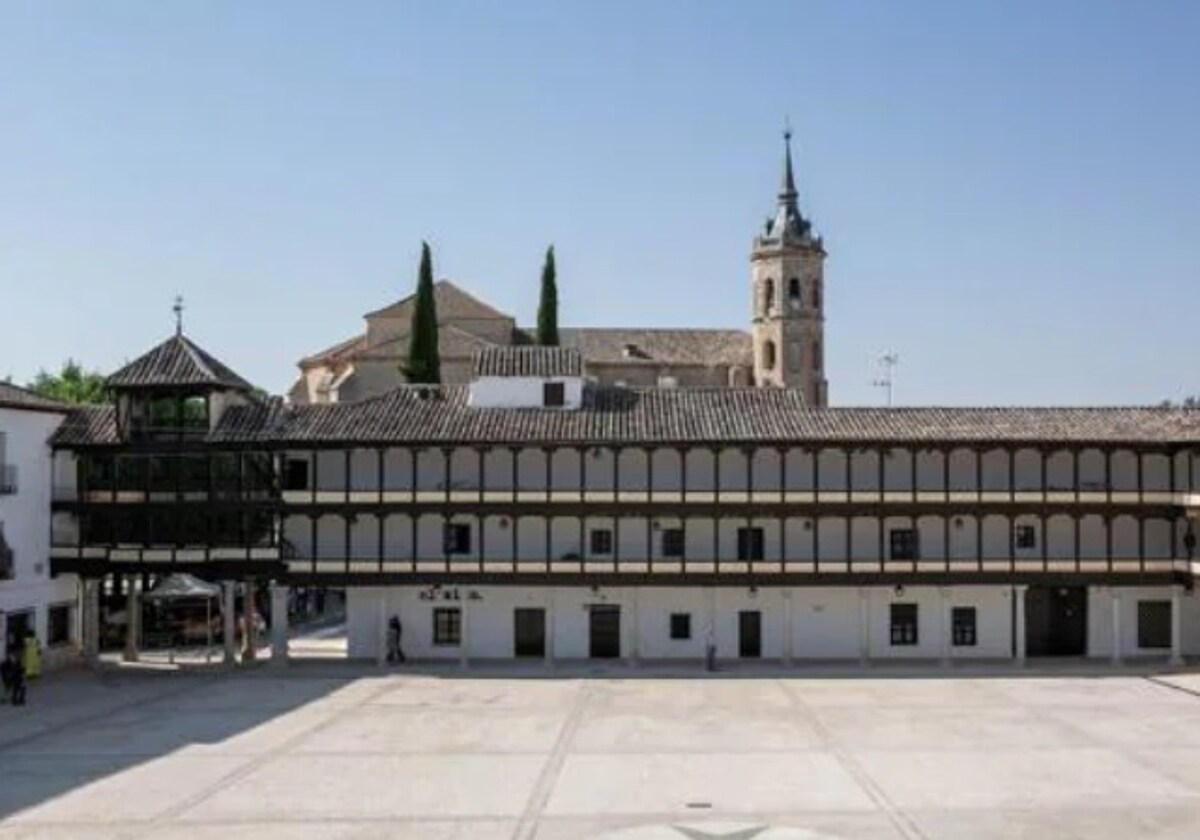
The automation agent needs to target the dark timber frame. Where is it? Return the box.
[52,440,1200,587]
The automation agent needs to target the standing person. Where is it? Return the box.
[0,648,12,705]
[3,650,25,706]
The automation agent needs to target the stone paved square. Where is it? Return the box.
[4,664,1200,838]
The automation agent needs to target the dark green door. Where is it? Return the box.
[589,605,621,659]
[514,608,546,658]
[738,610,762,658]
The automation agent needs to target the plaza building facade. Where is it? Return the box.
[38,135,1200,666]
[0,383,78,667]
[48,340,1200,665]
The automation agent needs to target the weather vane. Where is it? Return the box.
[173,295,184,336]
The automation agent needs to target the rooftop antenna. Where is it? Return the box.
[173,295,184,336]
[873,351,899,407]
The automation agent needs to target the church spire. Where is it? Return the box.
[779,127,798,206]
[757,125,818,251]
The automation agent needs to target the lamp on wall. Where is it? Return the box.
[894,584,905,597]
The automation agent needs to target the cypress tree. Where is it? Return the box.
[403,241,441,383]
[536,245,559,346]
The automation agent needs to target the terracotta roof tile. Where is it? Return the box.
[0,382,71,414]
[106,334,254,391]
[473,346,583,378]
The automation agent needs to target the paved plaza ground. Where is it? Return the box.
[4,650,1200,838]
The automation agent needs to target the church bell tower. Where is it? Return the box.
[751,130,828,406]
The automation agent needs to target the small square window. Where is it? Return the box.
[433,607,462,646]
[543,382,565,407]
[889,528,919,561]
[890,603,918,646]
[442,523,471,555]
[590,528,613,555]
[669,613,691,640]
[737,527,765,561]
[661,528,684,558]
[1015,524,1037,549]
[951,606,977,647]
[1137,600,1171,649]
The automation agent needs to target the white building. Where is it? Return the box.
[41,134,1200,668]
[48,340,1200,666]
[0,383,78,667]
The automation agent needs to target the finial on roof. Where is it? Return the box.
[779,121,797,203]
[173,295,184,336]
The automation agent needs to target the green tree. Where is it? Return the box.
[27,360,110,404]
[402,241,441,384]
[536,245,559,346]
[1160,397,1200,408]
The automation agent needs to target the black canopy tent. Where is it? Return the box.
[142,573,221,663]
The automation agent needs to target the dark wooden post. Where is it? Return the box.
[377,512,385,573]
[1105,514,1113,573]
[410,513,418,572]
[378,447,386,505]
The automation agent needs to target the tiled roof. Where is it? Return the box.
[560,328,753,367]
[205,391,1200,447]
[0,382,71,414]
[298,333,367,367]
[365,280,514,322]
[473,346,584,378]
[106,334,254,391]
[50,404,119,445]
[359,325,498,361]
[53,385,1200,448]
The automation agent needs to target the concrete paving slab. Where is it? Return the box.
[144,819,518,839]
[2,755,251,825]
[572,706,825,752]
[852,746,1197,810]
[175,755,545,820]
[811,704,1091,750]
[906,806,1200,840]
[543,753,878,815]
[293,705,568,754]
[531,813,906,840]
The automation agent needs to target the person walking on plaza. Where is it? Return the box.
[387,616,406,664]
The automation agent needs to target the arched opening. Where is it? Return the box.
[788,278,801,312]
[812,339,822,369]
[763,340,777,371]
[763,278,775,313]
[811,281,822,310]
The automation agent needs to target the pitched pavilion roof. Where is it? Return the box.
[106,334,254,391]
[0,382,71,414]
[51,388,1200,448]
[365,280,512,322]
[473,346,583,378]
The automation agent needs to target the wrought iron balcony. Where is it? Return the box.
[0,464,16,495]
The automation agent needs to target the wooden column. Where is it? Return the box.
[378,447,386,505]
[410,513,418,572]
[377,512,385,573]
[1105,514,1113,572]
[613,448,621,572]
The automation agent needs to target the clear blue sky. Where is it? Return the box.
[2,1,1197,405]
